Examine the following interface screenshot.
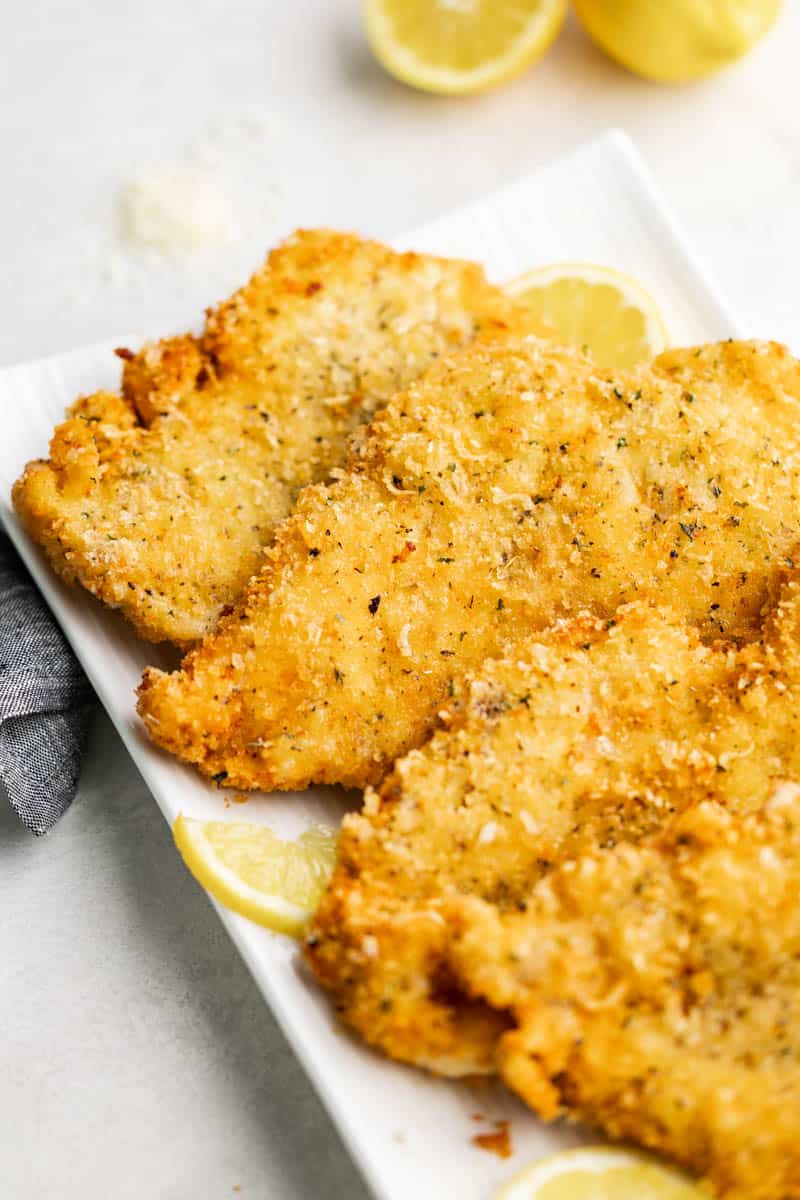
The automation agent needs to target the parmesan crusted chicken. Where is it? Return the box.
[138,337,800,788]
[306,574,800,1078]
[13,230,532,643]
[448,794,800,1199]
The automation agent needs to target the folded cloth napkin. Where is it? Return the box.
[0,533,94,834]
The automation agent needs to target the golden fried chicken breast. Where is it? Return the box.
[306,574,800,1077]
[449,793,800,1199]
[138,337,800,788]
[13,230,532,644]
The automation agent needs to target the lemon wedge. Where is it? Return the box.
[506,262,667,368]
[573,0,782,84]
[495,1147,703,1200]
[363,0,568,96]
[173,815,337,937]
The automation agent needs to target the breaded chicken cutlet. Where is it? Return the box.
[138,338,800,789]
[306,573,800,1078]
[448,794,800,1199]
[13,230,534,644]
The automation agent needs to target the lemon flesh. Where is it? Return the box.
[364,0,568,95]
[173,815,337,937]
[496,1147,703,1200]
[574,0,782,83]
[506,262,666,369]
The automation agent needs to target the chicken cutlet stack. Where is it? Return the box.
[134,325,800,1192]
[16,228,800,1198]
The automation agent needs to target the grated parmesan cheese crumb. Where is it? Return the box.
[106,112,287,277]
[120,163,237,258]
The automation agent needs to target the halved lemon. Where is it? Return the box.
[573,0,782,84]
[506,263,667,368]
[173,815,337,937]
[495,1147,703,1200]
[363,0,568,96]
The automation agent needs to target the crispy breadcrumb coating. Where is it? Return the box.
[13,230,532,644]
[139,338,800,788]
[306,574,800,1078]
[449,791,800,1199]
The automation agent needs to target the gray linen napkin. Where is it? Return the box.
[0,533,94,834]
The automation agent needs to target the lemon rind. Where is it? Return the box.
[506,261,668,357]
[495,1146,698,1200]
[174,814,312,937]
[364,0,568,96]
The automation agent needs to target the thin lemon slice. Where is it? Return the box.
[364,0,568,96]
[173,815,337,937]
[507,263,667,369]
[495,1147,703,1200]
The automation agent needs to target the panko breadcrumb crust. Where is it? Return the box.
[450,791,800,1200]
[306,573,800,1092]
[139,337,800,790]
[13,229,535,644]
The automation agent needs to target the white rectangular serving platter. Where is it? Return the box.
[0,131,741,1200]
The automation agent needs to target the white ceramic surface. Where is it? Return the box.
[0,132,741,1200]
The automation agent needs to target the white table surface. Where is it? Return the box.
[2,4,799,1198]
